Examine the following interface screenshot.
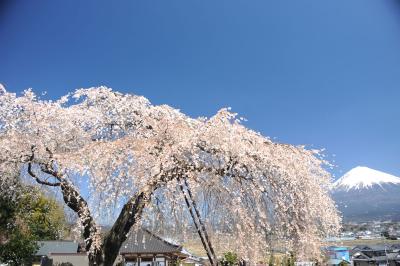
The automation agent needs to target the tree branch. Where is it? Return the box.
[28,155,99,259]
[27,163,61,186]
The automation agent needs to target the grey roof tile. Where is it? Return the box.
[36,241,78,256]
[120,229,182,254]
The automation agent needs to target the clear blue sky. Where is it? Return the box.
[1,0,400,179]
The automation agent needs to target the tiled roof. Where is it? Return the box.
[36,241,79,256]
[328,258,349,265]
[120,229,183,254]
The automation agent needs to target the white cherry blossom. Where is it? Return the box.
[0,86,340,265]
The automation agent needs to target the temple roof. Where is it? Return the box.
[120,229,184,255]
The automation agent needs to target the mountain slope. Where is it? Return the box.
[331,166,400,221]
[333,166,400,191]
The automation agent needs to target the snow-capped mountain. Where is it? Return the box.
[331,166,400,221]
[332,166,400,191]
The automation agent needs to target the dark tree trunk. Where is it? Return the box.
[29,152,208,266]
[101,187,154,265]
[59,184,155,266]
[31,163,158,266]
[58,180,105,265]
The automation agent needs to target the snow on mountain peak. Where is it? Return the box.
[333,166,400,190]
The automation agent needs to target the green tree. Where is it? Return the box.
[0,229,38,266]
[220,252,239,266]
[0,186,38,265]
[268,253,275,266]
[19,192,67,240]
[382,230,390,239]
[287,252,295,266]
[0,192,16,236]
[0,185,67,265]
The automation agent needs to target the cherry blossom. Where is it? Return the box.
[0,86,340,265]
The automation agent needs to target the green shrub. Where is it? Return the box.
[220,251,239,266]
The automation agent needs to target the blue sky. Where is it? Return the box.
[1,0,400,179]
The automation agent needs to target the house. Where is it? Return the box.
[294,262,315,266]
[34,229,202,266]
[120,229,192,266]
[351,245,400,266]
[180,249,204,266]
[34,240,88,266]
[325,246,350,266]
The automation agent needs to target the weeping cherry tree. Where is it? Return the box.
[0,86,340,265]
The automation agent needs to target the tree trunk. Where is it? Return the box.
[31,157,185,266]
[101,187,154,266]
[61,184,155,266]
[58,180,105,265]
[35,165,157,266]
[88,250,105,266]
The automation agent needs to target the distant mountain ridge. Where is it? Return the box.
[331,166,400,221]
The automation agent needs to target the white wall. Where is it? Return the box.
[50,254,88,266]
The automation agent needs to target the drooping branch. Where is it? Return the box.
[27,146,61,187]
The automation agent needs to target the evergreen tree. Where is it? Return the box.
[0,184,67,265]
[268,253,275,266]
[220,251,239,266]
[0,229,38,266]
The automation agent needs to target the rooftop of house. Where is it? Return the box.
[352,245,400,262]
[36,240,79,256]
[328,258,350,265]
[120,229,185,255]
[352,244,400,252]
[353,253,400,262]
[326,246,349,251]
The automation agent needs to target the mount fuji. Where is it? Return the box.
[331,166,400,221]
